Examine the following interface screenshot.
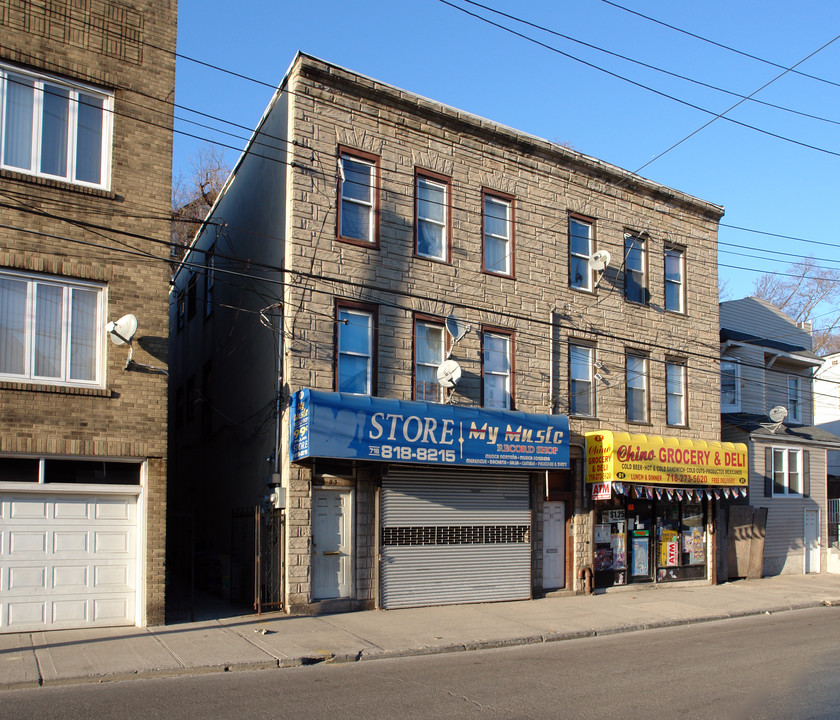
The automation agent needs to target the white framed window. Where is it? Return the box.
[569,344,595,417]
[721,359,740,411]
[769,446,804,497]
[787,374,802,422]
[624,233,647,304]
[337,305,375,395]
[483,330,512,409]
[626,353,649,423]
[483,191,513,277]
[416,172,449,261]
[666,360,687,426]
[0,270,105,387]
[664,246,685,313]
[338,148,378,245]
[0,63,112,189]
[569,216,594,291]
[415,318,445,403]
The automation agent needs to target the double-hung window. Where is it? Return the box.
[768,446,805,496]
[415,317,446,403]
[570,344,595,417]
[483,190,513,277]
[416,171,449,262]
[664,246,685,313]
[0,63,112,188]
[338,148,379,246]
[483,329,513,409]
[721,359,740,411]
[569,216,594,291]
[626,352,649,423]
[624,233,648,304]
[666,360,687,426]
[787,375,802,422]
[336,303,376,395]
[0,270,105,386]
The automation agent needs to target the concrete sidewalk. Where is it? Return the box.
[3,574,840,691]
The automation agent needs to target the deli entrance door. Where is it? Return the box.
[628,501,654,583]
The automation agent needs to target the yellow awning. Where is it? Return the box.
[585,431,748,488]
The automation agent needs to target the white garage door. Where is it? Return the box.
[0,491,138,633]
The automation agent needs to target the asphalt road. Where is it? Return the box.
[2,606,838,719]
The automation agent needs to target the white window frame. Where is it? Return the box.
[337,307,373,395]
[624,233,647,305]
[770,446,803,497]
[664,246,685,313]
[666,360,687,426]
[483,192,513,277]
[787,374,802,422]
[415,173,448,261]
[483,330,512,410]
[0,269,106,388]
[721,358,741,412]
[0,62,113,189]
[626,353,649,423]
[415,319,446,403]
[569,217,594,291]
[338,151,377,245]
[569,344,595,417]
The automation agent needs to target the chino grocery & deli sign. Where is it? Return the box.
[585,431,748,487]
[291,389,570,469]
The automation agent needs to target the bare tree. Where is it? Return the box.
[171,143,231,268]
[752,256,840,355]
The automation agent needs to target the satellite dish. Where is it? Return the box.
[436,359,462,388]
[588,250,612,272]
[445,315,471,342]
[768,406,788,423]
[106,314,138,346]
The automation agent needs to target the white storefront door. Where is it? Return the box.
[541,501,566,589]
[312,488,352,600]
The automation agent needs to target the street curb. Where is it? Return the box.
[2,600,839,691]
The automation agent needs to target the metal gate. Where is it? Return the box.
[381,467,531,609]
[231,507,284,613]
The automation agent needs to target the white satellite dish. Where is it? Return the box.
[768,406,788,423]
[445,315,471,342]
[588,250,612,272]
[106,314,138,346]
[436,359,462,388]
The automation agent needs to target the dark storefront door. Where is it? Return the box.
[628,500,654,582]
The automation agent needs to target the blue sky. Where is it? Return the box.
[174,0,840,303]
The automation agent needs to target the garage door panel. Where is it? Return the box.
[1,492,137,633]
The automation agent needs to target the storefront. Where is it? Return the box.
[585,431,748,588]
[291,390,570,609]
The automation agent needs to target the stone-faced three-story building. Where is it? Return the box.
[170,53,739,614]
[0,0,176,632]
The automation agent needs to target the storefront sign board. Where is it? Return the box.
[291,389,570,469]
[585,431,748,488]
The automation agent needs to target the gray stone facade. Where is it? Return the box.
[170,53,724,612]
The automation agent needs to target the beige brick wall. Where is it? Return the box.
[280,56,722,600]
[0,0,176,626]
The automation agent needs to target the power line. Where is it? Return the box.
[600,0,840,91]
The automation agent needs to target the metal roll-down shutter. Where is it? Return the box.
[381,467,531,609]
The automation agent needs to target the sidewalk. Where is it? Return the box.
[3,574,839,691]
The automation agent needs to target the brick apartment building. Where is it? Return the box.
[0,0,176,631]
[170,53,743,614]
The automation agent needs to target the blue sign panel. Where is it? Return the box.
[290,389,569,469]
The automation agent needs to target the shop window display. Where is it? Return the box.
[656,502,706,582]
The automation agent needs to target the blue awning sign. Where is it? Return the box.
[290,389,570,469]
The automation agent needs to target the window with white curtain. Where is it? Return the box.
[415,318,446,403]
[483,330,512,409]
[1,63,112,188]
[0,270,104,386]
